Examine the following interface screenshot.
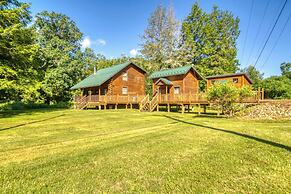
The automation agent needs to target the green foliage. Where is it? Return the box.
[180,3,240,76]
[207,82,253,115]
[262,76,291,99]
[34,11,86,103]
[241,65,264,89]
[0,101,71,111]
[280,62,291,79]
[0,0,41,102]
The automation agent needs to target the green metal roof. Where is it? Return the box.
[71,62,146,90]
[149,65,203,80]
[156,78,172,85]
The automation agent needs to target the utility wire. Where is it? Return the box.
[241,0,254,63]
[253,0,284,65]
[260,10,291,68]
[254,0,288,67]
[246,0,270,66]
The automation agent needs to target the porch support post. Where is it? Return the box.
[166,85,168,102]
[157,104,159,112]
[182,104,185,114]
[198,104,201,115]
[191,104,195,112]
[115,104,118,110]
[130,103,132,109]
[98,87,101,101]
[167,103,170,112]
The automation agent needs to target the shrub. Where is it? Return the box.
[207,82,253,116]
[0,101,72,111]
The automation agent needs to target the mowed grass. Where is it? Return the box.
[0,109,290,193]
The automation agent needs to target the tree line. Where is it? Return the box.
[1,0,290,107]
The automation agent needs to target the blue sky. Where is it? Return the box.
[25,0,291,77]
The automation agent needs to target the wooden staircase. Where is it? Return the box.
[139,94,150,112]
[139,94,159,112]
[75,96,88,109]
[149,94,159,112]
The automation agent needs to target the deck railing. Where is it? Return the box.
[74,89,264,107]
[74,94,146,105]
[157,93,208,104]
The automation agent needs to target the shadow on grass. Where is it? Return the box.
[0,114,65,132]
[164,115,291,152]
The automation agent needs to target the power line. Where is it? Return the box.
[246,0,270,66]
[253,0,284,65]
[260,10,291,68]
[254,0,288,67]
[241,0,254,64]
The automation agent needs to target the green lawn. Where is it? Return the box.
[0,109,290,193]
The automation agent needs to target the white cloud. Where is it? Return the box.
[96,39,106,46]
[129,49,138,57]
[81,37,106,49]
[81,37,91,48]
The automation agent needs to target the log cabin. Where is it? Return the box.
[149,65,203,96]
[144,66,207,113]
[206,73,252,89]
[71,62,146,109]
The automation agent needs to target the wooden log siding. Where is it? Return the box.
[206,73,252,89]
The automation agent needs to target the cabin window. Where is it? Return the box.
[174,87,180,94]
[122,87,128,95]
[122,72,128,81]
[218,80,227,84]
[233,78,238,83]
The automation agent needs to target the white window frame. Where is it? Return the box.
[174,86,180,95]
[122,72,128,81]
[122,87,128,95]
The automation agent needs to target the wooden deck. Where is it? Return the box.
[74,95,146,109]
[74,91,264,112]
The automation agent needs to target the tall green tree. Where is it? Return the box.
[280,62,291,79]
[0,0,40,102]
[241,65,264,89]
[140,5,180,70]
[180,2,240,76]
[34,11,85,103]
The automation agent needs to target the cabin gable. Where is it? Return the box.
[109,64,146,95]
[152,68,201,95]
